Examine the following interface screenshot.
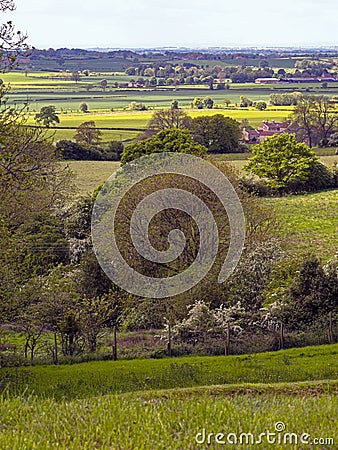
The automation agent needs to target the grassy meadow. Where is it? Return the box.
[1,344,337,399]
[267,189,338,258]
[0,345,337,449]
[0,385,336,449]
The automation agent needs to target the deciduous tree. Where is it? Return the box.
[189,114,241,154]
[35,105,60,127]
[244,133,318,188]
[292,95,338,147]
[121,128,207,165]
[74,121,102,145]
[146,108,191,135]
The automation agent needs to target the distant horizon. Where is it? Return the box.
[35,45,338,52]
[10,0,338,51]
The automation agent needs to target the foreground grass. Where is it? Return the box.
[1,344,337,400]
[0,382,336,449]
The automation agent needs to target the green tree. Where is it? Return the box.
[239,96,253,107]
[125,67,136,75]
[189,114,241,154]
[71,71,80,83]
[259,59,269,68]
[79,293,120,352]
[277,68,286,78]
[121,128,207,165]
[79,102,88,113]
[74,121,102,145]
[128,101,147,111]
[281,255,338,329]
[100,79,108,91]
[192,97,203,109]
[35,105,60,127]
[171,99,179,109]
[103,140,124,161]
[241,119,253,130]
[255,101,267,111]
[13,211,69,279]
[203,97,214,109]
[244,133,319,188]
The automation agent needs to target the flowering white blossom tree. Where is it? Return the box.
[213,302,246,355]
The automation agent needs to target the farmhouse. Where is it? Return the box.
[243,120,292,143]
[242,119,333,146]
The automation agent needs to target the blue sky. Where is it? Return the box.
[8,0,338,49]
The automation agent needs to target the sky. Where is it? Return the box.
[7,0,338,49]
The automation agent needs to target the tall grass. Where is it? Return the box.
[0,383,336,449]
[1,344,337,400]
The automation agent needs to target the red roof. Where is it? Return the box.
[248,130,260,136]
[259,130,281,136]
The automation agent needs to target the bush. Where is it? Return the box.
[239,177,275,197]
[99,141,124,161]
[56,140,124,161]
[240,163,337,197]
[56,140,102,160]
[287,162,337,193]
[128,102,147,111]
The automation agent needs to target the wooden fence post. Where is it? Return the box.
[279,322,284,350]
[167,323,172,357]
[328,312,333,344]
[113,325,117,361]
[54,332,59,365]
[225,326,230,356]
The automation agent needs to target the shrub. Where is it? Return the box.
[56,140,102,160]
[286,162,337,193]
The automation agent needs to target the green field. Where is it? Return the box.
[267,189,338,258]
[0,345,337,449]
[4,70,338,146]
[40,108,292,142]
[4,71,338,116]
[62,160,121,193]
[2,344,337,399]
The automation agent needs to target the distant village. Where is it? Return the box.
[242,120,330,146]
